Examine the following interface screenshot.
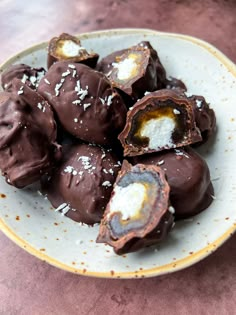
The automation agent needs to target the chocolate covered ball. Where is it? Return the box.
[132,147,214,219]
[0,79,61,188]
[97,160,174,254]
[41,143,122,225]
[119,89,202,156]
[97,41,166,101]
[1,64,46,91]
[47,33,99,69]
[37,61,127,145]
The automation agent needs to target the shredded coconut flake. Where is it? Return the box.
[72,69,77,77]
[83,103,91,111]
[21,74,28,83]
[62,70,71,77]
[102,181,112,187]
[99,97,105,105]
[196,99,202,108]
[64,165,78,175]
[173,109,181,115]
[107,94,114,106]
[75,80,88,100]
[100,95,114,106]
[169,206,175,214]
[174,149,189,158]
[44,78,51,85]
[55,79,65,96]
[29,76,37,85]
[157,160,165,165]
[55,203,67,212]
[68,64,76,69]
[61,205,71,215]
[108,168,114,175]
[78,156,94,172]
[72,100,81,105]
[37,103,43,110]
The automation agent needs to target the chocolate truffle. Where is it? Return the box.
[47,33,99,69]
[1,64,45,91]
[41,143,122,225]
[97,41,166,101]
[119,89,202,156]
[97,160,174,255]
[0,79,61,188]
[189,95,216,144]
[37,61,127,146]
[132,147,214,219]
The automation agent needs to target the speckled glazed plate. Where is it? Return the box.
[0,29,236,279]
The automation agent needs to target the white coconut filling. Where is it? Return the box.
[59,40,85,57]
[112,57,137,81]
[109,183,147,221]
[140,117,175,150]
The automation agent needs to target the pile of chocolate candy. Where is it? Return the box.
[0,33,216,254]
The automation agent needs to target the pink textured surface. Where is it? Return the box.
[0,1,236,314]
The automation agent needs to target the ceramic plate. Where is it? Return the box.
[0,29,236,279]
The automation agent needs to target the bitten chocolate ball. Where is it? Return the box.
[97,160,174,255]
[0,79,61,188]
[1,64,46,91]
[47,33,99,69]
[97,41,166,101]
[37,61,127,146]
[41,143,122,225]
[132,147,214,219]
[119,89,202,156]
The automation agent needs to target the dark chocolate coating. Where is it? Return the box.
[119,89,202,156]
[1,64,46,91]
[41,143,122,225]
[97,160,174,255]
[97,41,166,101]
[165,77,187,93]
[189,95,216,144]
[47,33,99,69]
[0,79,61,188]
[37,61,127,146]
[132,147,214,219]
